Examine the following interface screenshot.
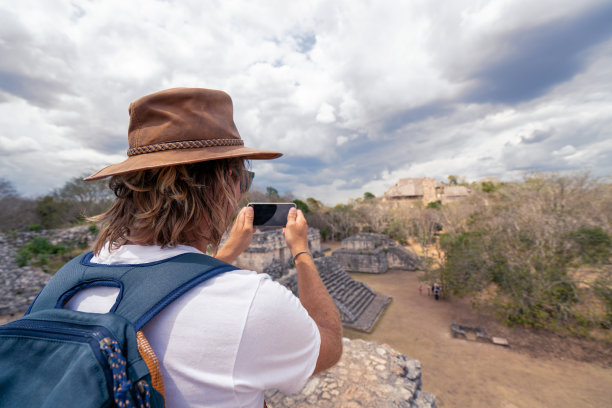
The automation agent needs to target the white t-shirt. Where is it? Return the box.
[65,245,320,408]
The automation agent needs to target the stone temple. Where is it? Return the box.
[227,228,395,332]
[332,233,420,274]
[279,257,391,332]
[231,227,322,279]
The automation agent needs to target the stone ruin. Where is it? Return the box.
[265,338,437,408]
[332,233,420,274]
[227,228,391,332]
[229,227,322,279]
[450,322,490,343]
[450,322,509,347]
[279,257,391,332]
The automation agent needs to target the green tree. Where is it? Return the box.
[34,176,114,229]
[36,196,66,229]
[292,199,310,214]
[266,186,280,200]
[56,176,113,216]
[481,181,500,193]
[306,197,323,211]
[363,192,375,200]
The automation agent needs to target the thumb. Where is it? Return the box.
[287,206,297,224]
[244,205,254,224]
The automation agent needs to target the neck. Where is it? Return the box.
[125,229,210,253]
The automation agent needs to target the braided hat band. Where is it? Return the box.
[127,138,244,157]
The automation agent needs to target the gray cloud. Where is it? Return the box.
[381,103,454,134]
[466,2,612,104]
[0,8,76,107]
[0,71,68,108]
[520,129,553,144]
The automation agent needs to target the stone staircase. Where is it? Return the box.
[316,257,376,323]
[278,256,390,332]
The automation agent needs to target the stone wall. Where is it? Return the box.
[332,233,420,274]
[421,178,438,205]
[341,233,390,251]
[228,227,321,276]
[332,249,389,273]
[386,247,420,270]
[265,338,436,408]
[0,226,97,315]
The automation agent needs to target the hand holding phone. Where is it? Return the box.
[247,202,296,227]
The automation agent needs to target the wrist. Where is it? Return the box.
[292,250,311,263]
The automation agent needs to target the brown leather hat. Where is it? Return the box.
[85,88,282,180]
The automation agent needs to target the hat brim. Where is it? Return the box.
[84,145,282,180]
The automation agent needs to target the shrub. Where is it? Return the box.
[26,237,65,256]
[481,181,500,193]
[426,200,442,210]
[431,174,612,333]
[568,226,611,265]
[383,220,408,245]
[15,248,32,267]
[15,237,69,272]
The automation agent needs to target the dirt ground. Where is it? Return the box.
[343,269,612,408]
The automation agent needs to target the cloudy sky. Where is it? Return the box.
[1,0,611,205]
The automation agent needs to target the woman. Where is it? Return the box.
[68,88,342,407]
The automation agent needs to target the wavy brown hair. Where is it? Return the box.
[90,158,244,255]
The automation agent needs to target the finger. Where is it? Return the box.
[296,209,305,223]
[234,207,246,229]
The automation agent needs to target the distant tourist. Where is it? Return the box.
[418,284,422,295]
[434,283,441,300]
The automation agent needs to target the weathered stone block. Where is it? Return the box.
[332,248,388,273]
[332,233,420,273]
[265,339,436,408]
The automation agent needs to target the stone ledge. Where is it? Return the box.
[265,338,436,408]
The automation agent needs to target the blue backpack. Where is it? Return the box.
[0,251,237,408]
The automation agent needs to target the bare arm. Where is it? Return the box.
[216,206,255,264]
[284,208,343,374]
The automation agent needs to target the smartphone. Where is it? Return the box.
[248,202,296,227]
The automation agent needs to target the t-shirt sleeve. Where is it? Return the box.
[232,275,321,395]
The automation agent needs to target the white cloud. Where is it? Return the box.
[316,103,336,124]
[553,145,577,157]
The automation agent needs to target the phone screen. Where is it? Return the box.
[248,203,296,227]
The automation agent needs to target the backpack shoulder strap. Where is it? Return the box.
[27,251,239,330]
